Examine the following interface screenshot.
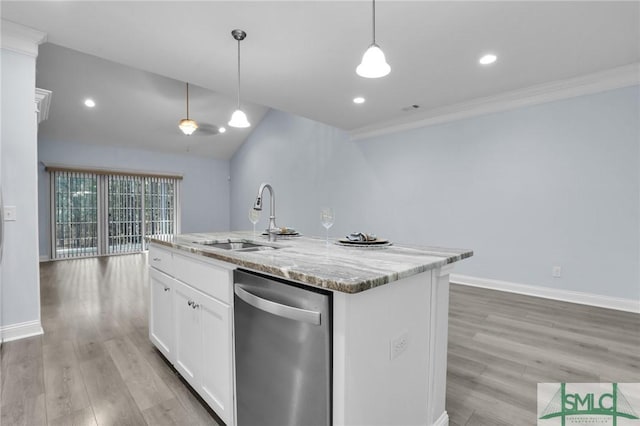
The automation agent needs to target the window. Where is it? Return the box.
[50,168,180,259]
[145,176,177,240]
[107,175,144,254]
[53,171,99,258]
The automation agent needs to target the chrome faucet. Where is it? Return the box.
[254,183,278,241]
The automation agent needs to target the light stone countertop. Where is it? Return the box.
[149,231,473,294]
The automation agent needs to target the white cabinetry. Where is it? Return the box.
[149,268,174,360]
[149,244,174,275]
[173,279,201,386]
[174,279,233,421]
[148,243,235,426]
[149,245,176,362]
[200,295,232,419]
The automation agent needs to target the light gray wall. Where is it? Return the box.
[38,140,231,258]
[231,86,640,301]
[1,48,41,328]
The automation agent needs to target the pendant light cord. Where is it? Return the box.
[236,39,241,109]
[186,83,190,119]
[372,0,376,44]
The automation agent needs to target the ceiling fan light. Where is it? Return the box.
[356,44,391,78]
[228,109,250,128]
[179,118,198,135]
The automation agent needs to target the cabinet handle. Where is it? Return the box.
[164,287,170,292]
[152,257,161,261]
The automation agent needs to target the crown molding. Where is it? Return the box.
[1,19,47,57]
[350,63,640,141]
[35,88,52,123]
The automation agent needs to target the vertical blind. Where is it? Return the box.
[50,169,179,259]
[53,171,99,259]
[108,175,144,254]
[145,176,176,239]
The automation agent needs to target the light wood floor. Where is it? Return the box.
[1,254,221,426]
[446,284,639,426]
[1,254,638,426]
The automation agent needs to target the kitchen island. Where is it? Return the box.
[148,232,472,426]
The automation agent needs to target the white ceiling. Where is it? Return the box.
[34,43,269,159]
[3,1,639,159]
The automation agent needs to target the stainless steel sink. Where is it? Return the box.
[193,240,282,252]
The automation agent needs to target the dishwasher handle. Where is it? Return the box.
[234,284,321,325]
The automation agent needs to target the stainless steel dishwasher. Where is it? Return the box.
[233,269,332,426]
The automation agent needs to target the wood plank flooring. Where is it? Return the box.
[446,284,640,426]
[1,254,638,425]
[1,254,221,426]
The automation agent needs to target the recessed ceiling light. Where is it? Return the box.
[219,127,226,133]
[479,54,497,65]
[84,98,96,108]
[353,97,365,104]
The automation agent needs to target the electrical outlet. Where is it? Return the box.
[3,206,16,221]
[552,266,562,278]
[390,332,409,360]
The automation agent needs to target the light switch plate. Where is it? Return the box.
[4,206,17,221]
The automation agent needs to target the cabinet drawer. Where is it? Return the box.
[149,244,174,276]
[173,254,231,304]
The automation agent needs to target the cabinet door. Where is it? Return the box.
[198,293,233,425]
[173,280,202,389]
[149,268,174,361]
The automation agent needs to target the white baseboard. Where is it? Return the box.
[1,320,44,342]
[433,411,449,426]
[450,274,640,314]
[39,255,49,262]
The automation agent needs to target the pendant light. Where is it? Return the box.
[356,0,391,78]
[178,82,198,135]
[228,29,250,128]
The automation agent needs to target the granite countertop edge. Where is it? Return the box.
[150,232,473,294]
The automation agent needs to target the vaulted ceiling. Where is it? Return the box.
[3,1,639,159]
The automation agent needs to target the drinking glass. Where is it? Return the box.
[320,207,335,246]
[248,208,260,240]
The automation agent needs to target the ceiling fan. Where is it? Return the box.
[196,122,226,136]
[178,82,226,137]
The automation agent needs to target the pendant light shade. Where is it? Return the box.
[179,83,198,135]
[356,44,390,78]
[356,0,390,78]
[228,109,250,128]
[229,29,251,128]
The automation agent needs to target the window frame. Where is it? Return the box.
[48,166,181,259]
